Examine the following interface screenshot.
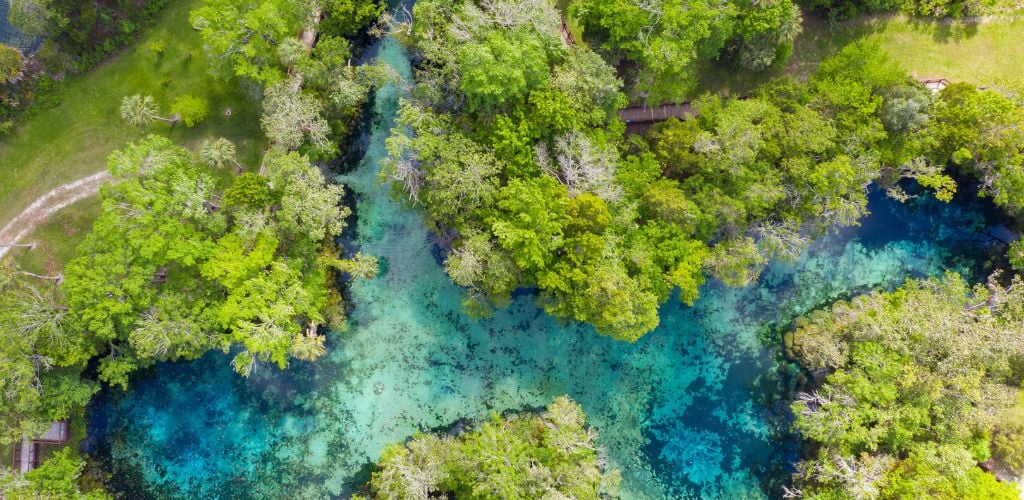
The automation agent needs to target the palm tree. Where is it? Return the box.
[777,6,803,43]
[0,262,61,284]
[289,327,326,361]
[200,138,243,173]
[120,94,179,127]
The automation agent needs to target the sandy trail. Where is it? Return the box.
[0,171,112,260]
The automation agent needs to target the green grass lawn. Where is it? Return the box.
[697,13,1024,97]
[9,196,102,276]
[0,0,265,228]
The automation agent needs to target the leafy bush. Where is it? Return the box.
[170,94,209,127]
[0,45,24,83]
[148,40,166,56]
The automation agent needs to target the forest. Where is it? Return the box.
[1,0,1024,497]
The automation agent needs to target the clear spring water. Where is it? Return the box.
[85,23,1011,500]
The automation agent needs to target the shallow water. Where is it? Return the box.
[87,23,1010,500]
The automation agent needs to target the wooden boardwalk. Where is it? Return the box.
[921,78,951,93]
[619,103,695,124]
[12,421,69,473]
[561,21,575,46]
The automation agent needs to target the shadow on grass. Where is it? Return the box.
[692,10,994,98]
[906,16,980,42]
[691,12,895,97]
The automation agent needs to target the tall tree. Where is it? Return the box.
[190,0,309,85]
[119,95,179,127]
[370,396,621,498]
[786,273,1024,498]
[926,83,1024,215]
[571,0,801,101]
[0,265,96,445]
[62,136,369,387]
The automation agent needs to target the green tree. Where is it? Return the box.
[926,83,1024,214]
[200,138,241,171]
[488,176,571,273]
[0,265,96,445]
[170,95,210,127]
[459,28,552,112]
[729,0,802,70]
[321,0,384,37]
[261,79,334,156]
[223,173,274,209]
[371,396,621,498]
[6,0,61,36]
[572,0,738,100]
[787,273,1024,498]
[190,0,308,85]
[62,136,366,385]
[1,448,109,499]
[119,95,178,128]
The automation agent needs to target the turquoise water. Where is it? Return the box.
[86,23,1009,499]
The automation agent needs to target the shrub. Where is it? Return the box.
[149,40,166,56]
[224,173,274,209]
[0,45,25,84]
[170,95,209,127]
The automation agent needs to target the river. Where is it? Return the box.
[85,7,1011,498]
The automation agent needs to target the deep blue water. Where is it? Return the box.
[85,17,1012,500]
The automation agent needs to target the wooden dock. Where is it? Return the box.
[12,421,69,473]
[619,103,695,124]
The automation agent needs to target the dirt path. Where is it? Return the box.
[0,171,111,261]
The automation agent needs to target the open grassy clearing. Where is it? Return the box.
[8,196,101,275]
[0,0,265,229]
[697,13,1024,97]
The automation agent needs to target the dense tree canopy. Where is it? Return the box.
[191,0,390,154]
[785,273,1024,498]
[367,396,621,498]
[190,0,310,85]
[61,136,370,387]
[0,448,108,499]
[386,0,715,340]
[0,265,96,445]
[637,40,968,283]
[386,3,973,341]
[571,0,801,101]
[925,83,1024,215]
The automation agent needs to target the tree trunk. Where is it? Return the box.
[17,270,62,283]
